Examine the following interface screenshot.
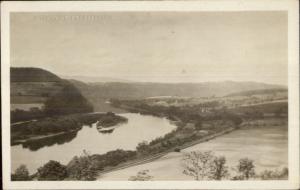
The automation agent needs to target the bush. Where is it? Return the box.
[211,156,229,180]
[66,149,136,180]
[67,150,98,180]
[136,141,150,156]
[182,151,228,180]
[11,165,30,181]
[37,160,68,180]
[259,167,288,180]
[235,158,255,180]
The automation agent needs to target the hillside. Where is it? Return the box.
[61,75,133,83]
[73,81,285,99]
[11,67,93,121]
[11,67,61,82]
[69,80,285,112]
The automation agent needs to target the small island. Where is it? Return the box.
[96,112,128,132]
[11,112,128,145]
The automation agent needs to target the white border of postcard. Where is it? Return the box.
[1,0,299,189]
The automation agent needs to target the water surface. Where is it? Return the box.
[100,124,288,180]
[11,113,177,173]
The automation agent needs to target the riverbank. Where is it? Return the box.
[99,119,288,180]
[93,101,241,177]
[97,127,236,177]
[11,113,177,174]
[97,100,288,180]
[12,129,81,145]
[11,112,127,145]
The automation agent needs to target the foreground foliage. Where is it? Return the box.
[11,165,31,181]
[12,149,288,181]
[182,151,288,181]
[37,160,68,181]
[66,150,98,180]
[182,151,228,180]
[259,168,288,180]
[235,158,256,180]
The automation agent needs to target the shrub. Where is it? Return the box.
[136,141,150,156]
[259,167,288,180]
[37,160,68,180]
[236,158,255,180]
[210,156,229,180]
[182,151,228,180]
[66,150,98,180]
[11,165,30,181]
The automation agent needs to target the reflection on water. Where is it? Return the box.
[11,113,177,173]
[21,130,79,151]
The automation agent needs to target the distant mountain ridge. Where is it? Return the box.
[61,75,133,83]
[71,80,285,99]
[69,79,286,112]
[10,67,286,114]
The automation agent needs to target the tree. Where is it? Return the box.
[129,170,153,181]
[182,151,214,180]
[182,151,229,180]
[136,141,150,156]
[11,165,30,181]
[210,156,229,180]
[236,158,255,180]
[37,160,68,180]
[66,150,98,180]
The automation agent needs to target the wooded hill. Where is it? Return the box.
[11,67,93,121]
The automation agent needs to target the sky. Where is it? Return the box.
[10,12,287,85]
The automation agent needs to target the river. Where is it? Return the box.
[99,121,288,180]
[11,113,177,174]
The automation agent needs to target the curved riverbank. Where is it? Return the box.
[11,113,177,174]
[11,129,81,145]
[11,112,128,145]
[97,127,236,177]
[99,121,288,180]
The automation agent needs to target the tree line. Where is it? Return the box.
[12,150,288,181]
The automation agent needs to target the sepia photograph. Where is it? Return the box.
[1,1,299,190]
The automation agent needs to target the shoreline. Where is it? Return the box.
[11,112,124,145]
[97,127,236,177]
[11,128,81,145]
